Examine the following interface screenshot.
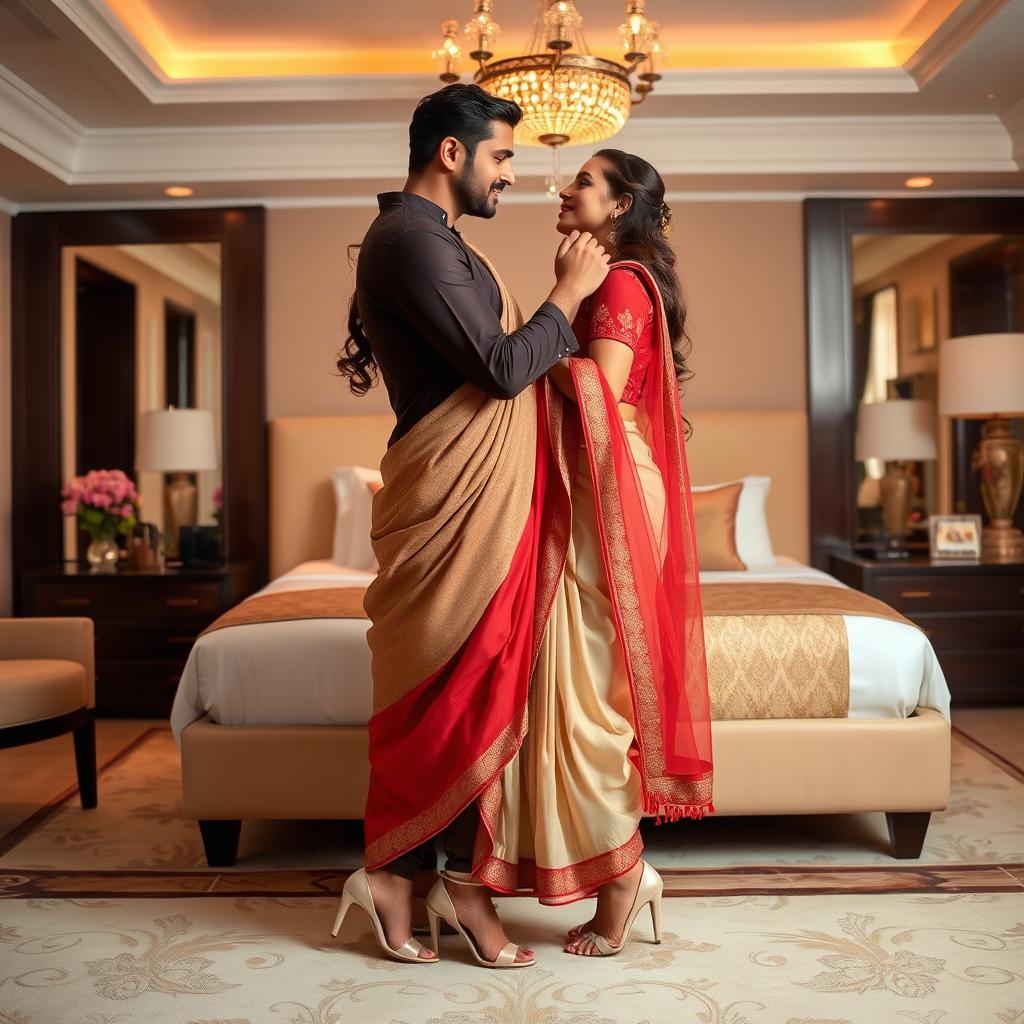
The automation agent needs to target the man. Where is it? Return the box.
[336,83,608,964]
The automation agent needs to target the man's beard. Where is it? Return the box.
[455,163,503,219]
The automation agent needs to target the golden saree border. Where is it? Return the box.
[198,588,366,637]
[570,357,713,816]
[365,708,529,869]
[700,582,920,629]
[474,829,645,905]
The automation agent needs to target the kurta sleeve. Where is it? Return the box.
[384,227,578,399]
[586,267,653,352]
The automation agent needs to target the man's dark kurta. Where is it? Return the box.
[356,192,579,447]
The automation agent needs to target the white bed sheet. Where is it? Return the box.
[170,556,951,739]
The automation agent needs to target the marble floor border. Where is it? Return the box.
[2,862,1022,900]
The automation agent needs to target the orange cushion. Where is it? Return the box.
[692,483,747,571]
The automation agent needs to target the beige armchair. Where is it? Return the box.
[0,617,97,808]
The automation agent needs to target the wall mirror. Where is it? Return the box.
[805,198,1024,569]
[12,207,266,607]
[61,242,223,563]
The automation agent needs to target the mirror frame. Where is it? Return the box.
[11,206,267,605]
[803,196,1024,570]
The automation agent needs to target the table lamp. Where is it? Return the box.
[855,399,938,554]
[939,332,1024,563]
[136,407,218,560]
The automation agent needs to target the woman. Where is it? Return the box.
[460,149,715,958]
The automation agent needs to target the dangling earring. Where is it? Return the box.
[608,214,619,247]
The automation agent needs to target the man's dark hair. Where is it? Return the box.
[408,83,521,174]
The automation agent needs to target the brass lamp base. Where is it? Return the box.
[879,461,914,551]
[974,419,1024,564]
[163,471,198,560]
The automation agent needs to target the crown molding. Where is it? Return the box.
[0,64,1017,198]
[653,67,917,97]
[902,0,1009,88]
[0,65,80,179]
[66,115,1015,185]
[1001,95,1024,168]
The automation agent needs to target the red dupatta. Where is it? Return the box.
[567,259,714,821]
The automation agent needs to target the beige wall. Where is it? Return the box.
[266,201,806,418]
[0,212,10,614]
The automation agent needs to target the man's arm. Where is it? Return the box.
[386,228,577,400]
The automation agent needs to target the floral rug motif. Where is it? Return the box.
[0,892,1022,1023]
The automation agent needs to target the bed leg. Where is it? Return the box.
[198,819,242,866]
[885,811,931,858]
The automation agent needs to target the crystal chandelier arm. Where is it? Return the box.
[465,0,500,68]
[433,20,462,83]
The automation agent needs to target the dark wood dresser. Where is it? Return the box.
[21,563,258,717]
[829,554,1024,705]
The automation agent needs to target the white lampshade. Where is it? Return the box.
[939,333,1024,417]
[136,408,217,472]
[856,399,938,461]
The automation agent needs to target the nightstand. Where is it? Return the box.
[20,562,259,717]
[829,554,1024,705]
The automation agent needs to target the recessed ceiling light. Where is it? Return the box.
[904,176,934,189]
[164,186,194,197]
[987,92,996,99]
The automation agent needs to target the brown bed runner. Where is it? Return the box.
[201,580,916,637]
[700,582,918,629]
[199,587,367,637]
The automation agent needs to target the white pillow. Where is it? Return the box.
[331,465,382,571]
[692,475,775,568]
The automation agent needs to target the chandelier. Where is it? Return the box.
[432,1,666,194]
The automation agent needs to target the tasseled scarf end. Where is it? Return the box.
[644,796,716,825]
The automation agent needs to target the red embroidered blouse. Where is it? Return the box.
[570,265,655,406]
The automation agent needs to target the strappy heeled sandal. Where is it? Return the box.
[565,861,663,957]
[331,868,437,964]
[426,869,536,968]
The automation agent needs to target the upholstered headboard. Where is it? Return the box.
[268,410,809,579]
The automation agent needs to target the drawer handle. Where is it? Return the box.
[56,597,90,607]
[167,635,197,645]
[165,597,200,608]
[900,590,932,599]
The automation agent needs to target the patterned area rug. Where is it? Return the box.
[1,891,1022,1023]
[0,727,1022,878]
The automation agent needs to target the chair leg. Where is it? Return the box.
[72,710,97,809]
[886,811,931,858]
[198,819,242,867]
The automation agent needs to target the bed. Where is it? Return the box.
[173,411,951,866]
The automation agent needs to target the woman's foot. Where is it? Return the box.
[365,869,438,961]
[564,860,645,956]
[444,878,535,964]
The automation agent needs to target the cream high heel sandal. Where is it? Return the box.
[331,868,437,964]
[567,861,663,957]
[426,870,536,969]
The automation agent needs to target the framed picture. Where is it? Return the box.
[904,289,938,353]
[929,514,982,560]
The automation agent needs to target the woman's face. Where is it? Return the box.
[556,157,621,239]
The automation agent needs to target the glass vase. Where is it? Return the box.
[86,535,120,573]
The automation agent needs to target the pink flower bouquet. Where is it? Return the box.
[61,469,140,541]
